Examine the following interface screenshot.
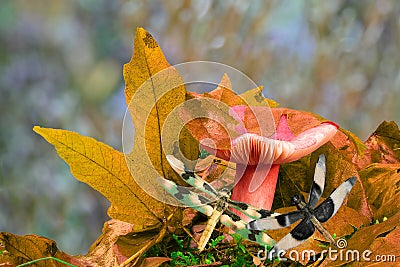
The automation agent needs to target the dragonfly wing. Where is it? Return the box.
[313,176,356,223]
[246,210,305,230]
[227,199,277,219]
[274,218,315,252]
[157,177,214,216]
[220,211,275,247]
[308,154,326,208]
[167,155,218,198]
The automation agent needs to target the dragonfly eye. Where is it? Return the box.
[291,195,302,205]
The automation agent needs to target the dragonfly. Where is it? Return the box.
[246,154,357,255]
[158,155,277,252]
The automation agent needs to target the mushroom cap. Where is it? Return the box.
[201,122,338,166]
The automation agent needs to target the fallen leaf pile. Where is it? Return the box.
[1,28,399,266]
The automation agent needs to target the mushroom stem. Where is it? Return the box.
[231,163,280,216]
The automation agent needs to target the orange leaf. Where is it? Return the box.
[189,73,278,108]
[184,74,278,148]
[188,73,240,105]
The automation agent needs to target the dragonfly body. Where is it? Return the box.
[292,195,336,246]
[197,188,229,251]
[159,155,276,252]
[247,154,357,254]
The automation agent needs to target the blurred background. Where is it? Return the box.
[0,0,399,254]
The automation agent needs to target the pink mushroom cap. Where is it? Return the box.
[200,115,338,212]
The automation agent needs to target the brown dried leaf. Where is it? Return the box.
[0,232,72,267]
[138,257,171,267]
[359,163,400,219]
[358,121,400,169]
[73,219,138,266]
[324,211,400,266]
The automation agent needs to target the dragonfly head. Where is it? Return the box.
[291,194,304,206]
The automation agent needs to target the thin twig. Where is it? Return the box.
[182,227,199,245]
[16,257,76,267]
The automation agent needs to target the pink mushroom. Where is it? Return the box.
[201,112,338,212]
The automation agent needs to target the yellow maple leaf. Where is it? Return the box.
[33,126,164,231]
[34,28,198,233]
[123,28,198,194]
